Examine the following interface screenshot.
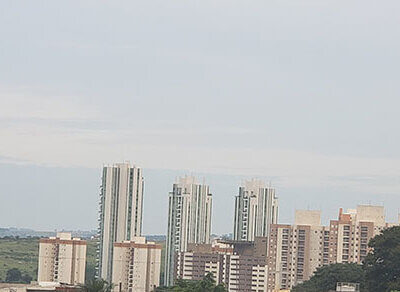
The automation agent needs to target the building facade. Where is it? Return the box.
[112,237,161,292]
[176,238,269,292]
[164,176,213,286]
[37,232,86,285]
[327,205,390,265]
[97,163,144,281]
[233,179,278,241]
[267,206,398,291]
[267,211,329,291]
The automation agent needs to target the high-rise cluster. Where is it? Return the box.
[34,161,397,292]
[164,177,279,289]
[175,203,398,292]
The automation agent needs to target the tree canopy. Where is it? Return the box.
[364,226,400,292]
[80,278,113,292]
[156,273,227,292]
[292,263,366,292]
[5,268,32,284]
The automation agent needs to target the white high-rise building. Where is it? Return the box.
[97,162,144,282]
[38,232,86,285]
[164,176,213,286]
[233,179,278,241]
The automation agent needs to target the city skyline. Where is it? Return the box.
[0,162,398,236]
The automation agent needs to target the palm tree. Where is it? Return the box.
[80,278,113,292]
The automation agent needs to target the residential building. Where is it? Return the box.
[176,237,269,292]
[233,179,278,241]
[267,210,329,291]
[97,162,144,281]
[267,205,399,291]
[164,176,213,286]
[112,237,161,292]
[328,205,391,264]
[37,232,86,285]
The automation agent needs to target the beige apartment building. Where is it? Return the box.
[112,237,161,292]
[176,237,269,292]
[267,210,329,291]
[37,232,86,285]
[267,205,398,292]
[327,205,390,264]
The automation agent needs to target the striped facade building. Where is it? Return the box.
[233,179,278,242]
[164,176,213,286]
[97,163,144,282]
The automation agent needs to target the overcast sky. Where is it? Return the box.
[1,1,400,235]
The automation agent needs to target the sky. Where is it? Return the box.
[1,1,400,235]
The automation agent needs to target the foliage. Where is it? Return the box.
[85,239,98,283]
[5,268,22,283]
[80,278,113,292]
[292,263,366,292]
[0,237,39,281]
[363,226,400,292]
[21,273,32,283]
[156,273,227,292]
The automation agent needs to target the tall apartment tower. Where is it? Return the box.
[233,179,278,241]
[112,237,162,292]
[38,232,87,285]
[97,163,144,282]
[164,176,213,286]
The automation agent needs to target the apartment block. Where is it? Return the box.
[328,205,392,264]
[176,238,269,292]
[97,162,144,281]
[164,176,213,286]
[37,232,86,285]
[112,237,161,292]
[267,205,398,291]
[233,179,278,242]
[267,210,329,291]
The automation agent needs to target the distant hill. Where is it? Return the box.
[0,228,97,239]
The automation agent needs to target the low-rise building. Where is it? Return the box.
[112,237,161,292]
[38,233,86,285]
[176,237,269,292]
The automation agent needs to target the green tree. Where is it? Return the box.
[364,226,400,292]
[21,274,32,284]
[5,268,22,283]
[156,273,227,292]
[292,263,366,292]
[80,278,113,292]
